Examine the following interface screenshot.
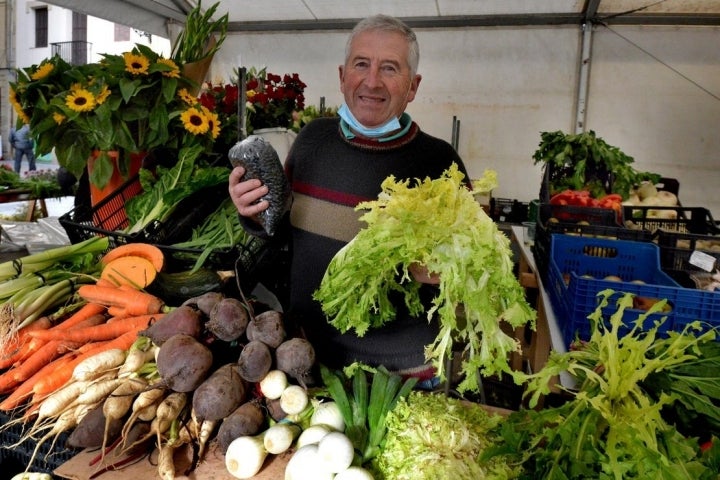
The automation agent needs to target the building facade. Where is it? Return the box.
[1,0,169,159]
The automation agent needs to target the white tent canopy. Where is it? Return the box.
[41,0,720,37]
[38,1,720,216]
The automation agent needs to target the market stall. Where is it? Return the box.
[2,2,720,479]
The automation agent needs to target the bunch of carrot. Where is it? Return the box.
[0,280,167,414]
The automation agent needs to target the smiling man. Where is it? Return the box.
[229,14,471,387]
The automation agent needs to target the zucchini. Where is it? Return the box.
[148,268,224,304]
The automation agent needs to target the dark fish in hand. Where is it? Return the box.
[228,135,291,236]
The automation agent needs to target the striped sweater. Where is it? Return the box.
[281,116,469,375]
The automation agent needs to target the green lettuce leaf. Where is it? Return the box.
[313,163,536,392]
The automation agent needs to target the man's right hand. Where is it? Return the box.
[229,166,270,218]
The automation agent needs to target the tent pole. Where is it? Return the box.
[574,21,594,134]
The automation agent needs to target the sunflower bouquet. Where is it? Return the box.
[10,43,223,189]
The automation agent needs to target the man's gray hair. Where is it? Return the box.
[345,14,420,76]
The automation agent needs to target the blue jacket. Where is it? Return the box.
[10,124,33,150]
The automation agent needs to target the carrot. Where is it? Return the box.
[0,354,76,412]
[77,285,165,316]
[53,302,107,331]
[0,316,53,366]
[27,314,159,343]
[0,340,63,392]
[101,243,164,273]
[101,256,158,289]
[107,305,129,318]
[31,332,139,399]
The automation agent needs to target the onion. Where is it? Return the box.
[310,401,345,432]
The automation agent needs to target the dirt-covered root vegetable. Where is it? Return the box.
[237,340,273,383]
[246,310,286,348]
[66,403,123,449]
[264,397,287,422]
[192,363,248,423]
[182,291,224,317]
[156,334,214,392]
[207,297,250,342]
[275,337,316,386]
[217,400,266,454]
[138,305,202,345]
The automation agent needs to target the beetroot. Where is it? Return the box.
[206,297,250,342]
[192,363,248,423]
[139,305,202,345]
[275,337,316,386]
[216,400,266,454]
[246,310,286,348]
[156,334,214,392]
[66,403,122,449]
[237,340,272,382]
[183,291,225,317]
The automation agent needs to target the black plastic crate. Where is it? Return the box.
[0,410,76,475]
[58,175,261,274]
[656,229,720,288]
[623,205,719,235]
[489,198,529,223]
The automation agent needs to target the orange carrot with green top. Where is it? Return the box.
[77,284,165,316]
[52,302,107,331]
[27,314,159,343]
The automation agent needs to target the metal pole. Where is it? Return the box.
[237,66,247,141]
[574,22,594,133]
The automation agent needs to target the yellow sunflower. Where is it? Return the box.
[157,58,180,78]
[180,107,210,135]
[123,52,150,75]
[30,61,54,81]
[201,106,221,139]
[66,88,96,112]
[53,112,66,125]
[95,85,111,105]
[178,88,196,105]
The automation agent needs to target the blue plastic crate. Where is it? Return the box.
[545,234,720,347]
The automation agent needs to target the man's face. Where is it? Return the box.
[339,30,421,129]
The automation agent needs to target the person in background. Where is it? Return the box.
[9,123,36,174]
[229,14,470,387]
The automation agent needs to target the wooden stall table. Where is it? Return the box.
[0,188,49,221]
[509,225,574,389]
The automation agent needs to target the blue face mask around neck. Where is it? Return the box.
[338,103,401,138]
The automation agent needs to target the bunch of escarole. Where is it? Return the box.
[483,290,720,479]
[313,164,536,393]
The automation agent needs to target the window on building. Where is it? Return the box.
[115,24,130,42]
[35,7,48,48]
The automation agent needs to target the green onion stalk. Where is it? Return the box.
[0,236,109,347]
